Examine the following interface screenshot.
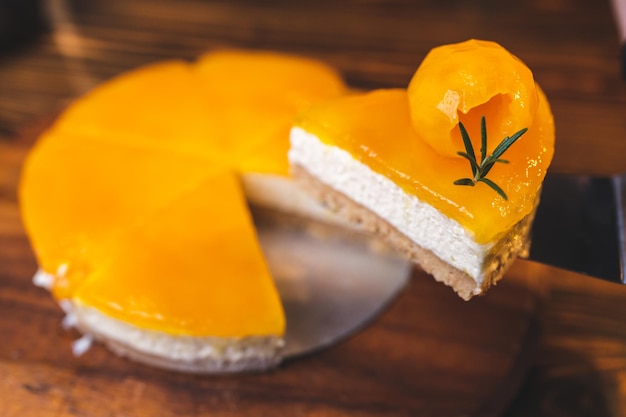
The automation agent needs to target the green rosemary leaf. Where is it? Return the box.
[458,122,476,170]
[453,116,527,200]
[491,127,528,160]
[478,177,508,200]
[480,116,487,162]
[457,151,480,175]
[454,178,475,186]
[480,162,495,178]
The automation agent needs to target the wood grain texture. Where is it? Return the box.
[1,0,626,416]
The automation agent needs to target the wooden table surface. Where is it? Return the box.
[2,0,626,416]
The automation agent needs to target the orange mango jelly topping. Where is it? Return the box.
[296,40,555,243]
[19,50,347,337]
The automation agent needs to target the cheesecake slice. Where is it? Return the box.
[19,50,348,372]
[289,40,555,300]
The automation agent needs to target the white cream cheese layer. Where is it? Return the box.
[288,126,493,285]
[33,269,284,373]
[71,300,284,372]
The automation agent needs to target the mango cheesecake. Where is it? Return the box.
[289,40,555,300]
[19,50,348,372]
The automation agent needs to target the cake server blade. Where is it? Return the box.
[528,172,625,283]
[254,212,411,359]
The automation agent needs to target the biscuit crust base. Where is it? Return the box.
[291,164,533,300]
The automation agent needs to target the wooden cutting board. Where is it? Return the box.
[0,125,545,417]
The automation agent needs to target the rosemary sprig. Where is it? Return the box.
[453,116,528,200]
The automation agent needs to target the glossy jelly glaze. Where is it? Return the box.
[19,50,347,336]
[296,40,554,243]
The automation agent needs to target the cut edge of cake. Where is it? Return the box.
[289,126,536,300]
